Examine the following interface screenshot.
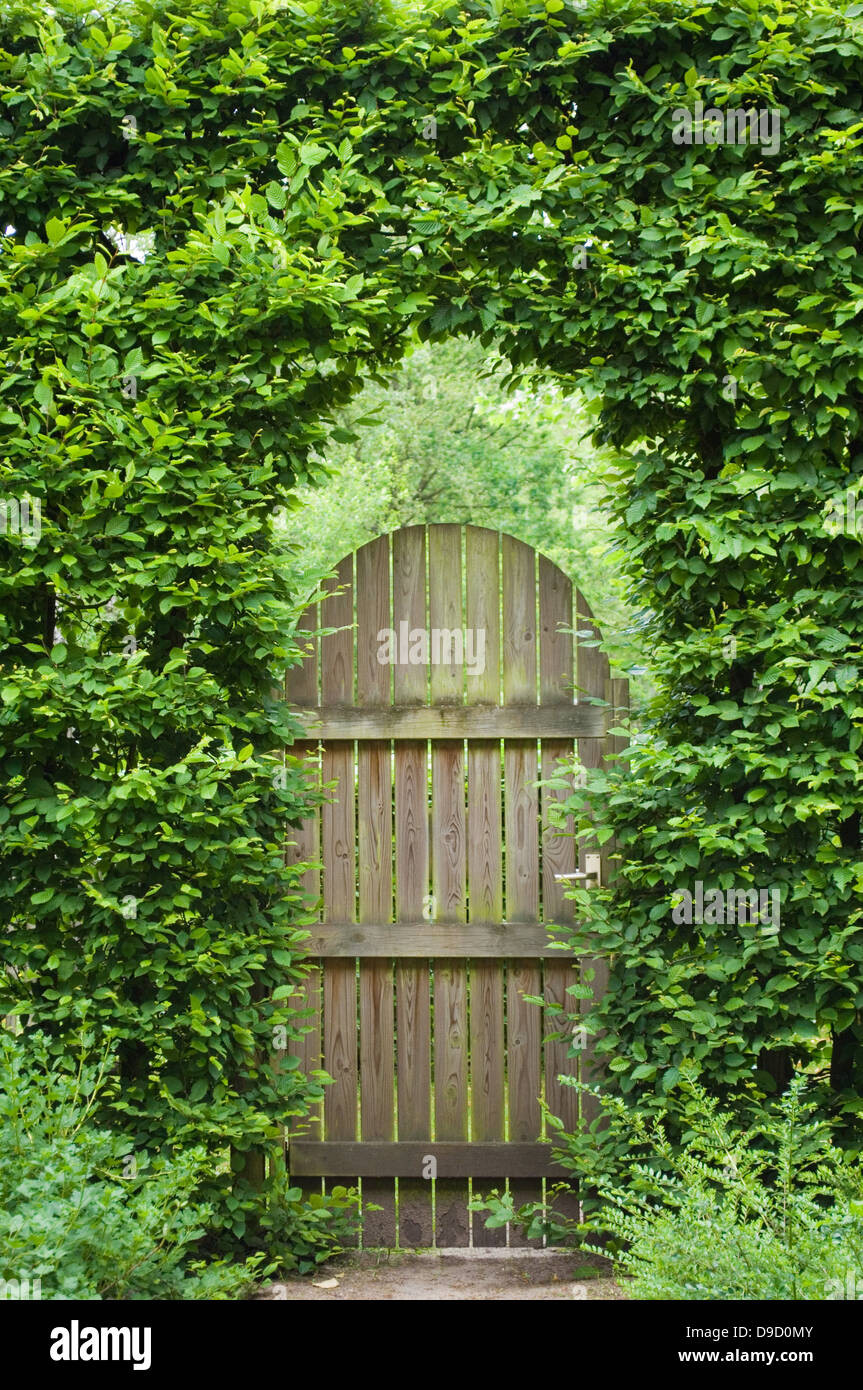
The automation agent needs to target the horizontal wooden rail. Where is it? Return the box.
[303,922,576,957]
[288,1140,572,1179]
[287,703,605,741]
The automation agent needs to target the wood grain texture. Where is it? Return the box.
[284,606,322,1197]
[321,753,356,1132]
[392,526,433,1247]
[279,528,619,1253]
[580,676,629,1115]
[305,922,574,957]
[575,591,611,1136]
[540,555,579,1136]
[290,1141,570,1179]
[502,534,543,1245]
[319,558,359,1238]
[539,556,579,1226]
[356,535,395,1245]
[466,528,506,1245]
[290,704,604,739]
[429,524,470,1247]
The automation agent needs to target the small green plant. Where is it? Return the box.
[0,1030,359,1297]
[250,1170,361,1276]
[472,1076,863,1301]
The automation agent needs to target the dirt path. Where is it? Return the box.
[258,1249,626,1301]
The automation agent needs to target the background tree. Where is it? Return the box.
[282,336,648,687]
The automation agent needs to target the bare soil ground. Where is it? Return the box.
[257,1249,627,1301]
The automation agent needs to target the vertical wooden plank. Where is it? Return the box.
[466,527,505,1246]
[539,555,580,1227]
[356,536,395,1245]
[285,606,322,1198]
[575,591,611,1136]
[540,555,579,1132]
[610,678,630,760]
[502,534,543,1246]
[320,558,359,1241]
[429,524,469,1247]
[587,674,629,1095]
[393,526,433,1247]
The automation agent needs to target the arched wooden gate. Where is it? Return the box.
[283,524,628,1247]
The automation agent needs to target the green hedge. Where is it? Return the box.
[1,0,861,1229]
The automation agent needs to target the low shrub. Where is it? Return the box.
[473,1076,863,1300]
[0,1030,358,1297]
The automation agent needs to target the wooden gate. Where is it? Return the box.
[283,524,628,1247]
